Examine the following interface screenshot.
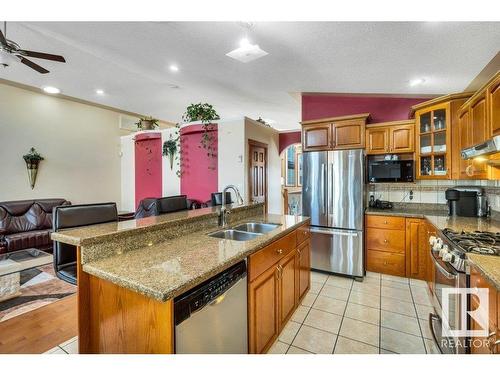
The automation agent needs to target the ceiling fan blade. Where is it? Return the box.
[18,56,49,74]
[0,29,7,46]
[19,50,66,62]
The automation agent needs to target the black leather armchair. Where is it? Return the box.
[52,203,118,285]
[208,192,232,207]
[135,195,205,219]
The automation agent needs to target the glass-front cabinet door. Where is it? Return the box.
[416,103,451,179]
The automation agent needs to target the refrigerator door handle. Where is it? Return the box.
[310,228,359,237]
[320,163,326,214]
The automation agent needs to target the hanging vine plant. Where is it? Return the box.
[182,103,220,169]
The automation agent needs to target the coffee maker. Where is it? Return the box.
[445,186,489,217]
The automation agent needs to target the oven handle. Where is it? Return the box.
[429,313,444,354]
[431,249,457,280]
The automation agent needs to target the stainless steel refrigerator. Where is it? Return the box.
[302,149,365,278]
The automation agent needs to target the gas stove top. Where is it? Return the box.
[442,229,500,256]
[429,229,500,273]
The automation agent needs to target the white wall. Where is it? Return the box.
[244,118,282,214]
[161,128,181,197]
[0,83,126,207]
[218,118,246,200]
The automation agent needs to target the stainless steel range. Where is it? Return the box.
[429,229,500,354]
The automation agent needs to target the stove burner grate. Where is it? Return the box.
[442,228,500,256]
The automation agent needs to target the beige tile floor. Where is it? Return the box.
[44,271,440,355]
[268,271,441,354]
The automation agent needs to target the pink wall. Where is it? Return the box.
[180,124,218,203]
[279,132,301,154]
[278,94,431,153]
[134,132,163,209]
[301,94,430,123]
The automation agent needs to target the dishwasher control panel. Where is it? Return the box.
[174,260,247,325]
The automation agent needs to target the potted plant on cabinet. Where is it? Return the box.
[182,103,220,166]
[135,116,159,130]
[23,147,44,189]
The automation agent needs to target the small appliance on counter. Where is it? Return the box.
[444,186,489,217]
[367,154,414,183]
[368,195,393,209]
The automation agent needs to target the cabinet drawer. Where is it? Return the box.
[296,224,310,245]
[366,228,405,253]
[249,231,297,282]
[366,215,405,230]
[367,250,406,277]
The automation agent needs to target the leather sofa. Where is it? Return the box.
[0,199,71,255]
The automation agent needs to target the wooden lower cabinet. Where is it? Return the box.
[248,223,310,354]
[405,218,428,280]
[248,263,280,354]
[296,240,311,301]
[469,266,499,354]
[279,250,298,326]
[366,215,435,282]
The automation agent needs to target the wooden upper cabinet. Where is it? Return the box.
[411,93,473,180]
[302,122,332,151]
[488,73,500,137]
[470,93,488,146]
[458,108,472,179]
[366,127,389,154]
[390,124,414,153]
[332,119,365,149]
[301,113,369,152]
[365,120,414,155]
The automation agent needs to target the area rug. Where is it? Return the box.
[0,263,76,322]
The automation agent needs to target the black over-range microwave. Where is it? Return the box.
[367,155,414,183]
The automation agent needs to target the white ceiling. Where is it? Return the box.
[1,22,499,130]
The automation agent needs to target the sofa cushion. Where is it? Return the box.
[4,229,53,252]
[0,199,70,235]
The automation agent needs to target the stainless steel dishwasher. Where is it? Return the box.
[174,260,248,354]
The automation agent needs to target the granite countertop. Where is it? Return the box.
[82,213,309,302]
[365,207,448,219]
[467,254,500,291]
[51,203,259,246]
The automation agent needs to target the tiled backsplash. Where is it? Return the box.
[368,180,500,213]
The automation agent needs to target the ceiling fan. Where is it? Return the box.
[0,22,66,74]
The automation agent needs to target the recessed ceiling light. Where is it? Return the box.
[169,65,179,72]
[409,78,426,87]
[239,38,251,47]
[42,86,60,94]
[95,89,105,95]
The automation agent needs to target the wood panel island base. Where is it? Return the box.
[51,203,311,354]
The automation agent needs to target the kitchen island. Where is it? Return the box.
[51,203,310,354]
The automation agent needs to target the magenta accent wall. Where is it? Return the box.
[134,132,163,209]
[180,124,218,203]
[278,94,431,153]
[279,132,301,154]
[301,94,430,123]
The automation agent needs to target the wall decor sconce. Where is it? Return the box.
[23,147,44,189]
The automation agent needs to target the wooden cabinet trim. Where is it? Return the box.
[301,113,370,126]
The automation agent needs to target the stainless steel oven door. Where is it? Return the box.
[430,249,467,354]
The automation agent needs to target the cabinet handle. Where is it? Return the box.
[384,220,388,224]
[276,248,283,254]
[384,239,388,243]
[276,266,281,279]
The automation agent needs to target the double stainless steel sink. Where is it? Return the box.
[208,222,281,241]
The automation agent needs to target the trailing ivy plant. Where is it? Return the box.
[163,134,178,170]
[182,103,220,169]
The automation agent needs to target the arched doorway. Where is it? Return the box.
[280,143,302,215]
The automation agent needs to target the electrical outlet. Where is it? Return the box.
[409,190,414,201]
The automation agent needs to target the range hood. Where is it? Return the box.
[461,135,500,160]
